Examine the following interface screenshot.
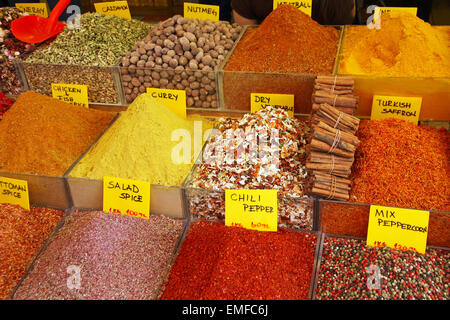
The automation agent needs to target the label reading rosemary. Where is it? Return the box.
[0,177,30,211]
[273,1,312,16]
[184,3,219,22]
[52,84,89,108]
[147,88,186,119]
[15,3,49,18]
[94,1,131,20]
[251,93,294,117]
[225,189,278,232]
[371,95,422,124]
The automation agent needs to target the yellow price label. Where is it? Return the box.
[251,93,294,117]
[103,177,150,220]
[147,88,186,119]
[184,3,219,22]
[0,177,30,211]
[375,6,417,17]
[94,1,131,19]
[371,95,422,124]
[273,1,312,16]
[51,83,89,108]
[225,189,278,232]
[367,205,429,255]
[16,3,49,18]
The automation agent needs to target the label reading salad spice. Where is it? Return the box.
[51,84,89,108]
[367,205,429,254]
[184,3,219,22]
[0,177,30,211]
[371,95,422,124]
[147,88,186,119]
[273,1,312,16]
[94,1,131,20]
[225,189,278,232]
[15,3,49,18]
[103,177,150,220]
[251,93,294,117]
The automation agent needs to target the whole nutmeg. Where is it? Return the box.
[162,18,174,27]
[131,51,140,57]
[139,85,146,93]
[145,61,155,68]
[167,83,175,89]
[187,97,195,107]
[201,55,212,66]
[131,78,141,86]
[140,54,148,61]
[186,24,196,33]
[162,63,169,68]
[209,50,219,58]
[137,60,146,68]
[167,49,176,57]
[195,100,203,108]
[179,37,190,49]
[191,89,199,97]
[130,56,139,64]
[125,88,132,95]
[185,32,196,42]
[156,39,163,46]
[188,60,198,70]
[155,57,163,65]
[190,81,200,89]
[128,65,137,74]
[194,71,203,79]
[169,58,178,68]
[122,75,132,82]
[197,37,206,47]
[176,83,184,90]
[136,69,145,76]
[162,55,171,64]
[179,56,188,66]
[160,70,170,79]
[139,47,146,55]
[154,45,162,56]
[144,43,155,51]
[152,79,160,87]
[164,39,175,49]
[195,50,204,62]
[191,46,200,56]
[174,44,183,55]
[164,26,175,36]
[151,71,161,80]
[177,16,188,25]
[184,51,193,60]
[122,57,130,67]
[160,78,169,86]
[174,65,185,72]
[161,47,169,55]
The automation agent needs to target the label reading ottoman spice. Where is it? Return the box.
[51,84,89,108]
[103,177,150,219]
[15,3,49,18]
[0,177,30,211]
[371,95,422,124]
[273,1,312,16]
[367,205,429,254]
[225,189,278,232]
[147,88,186,119]
[251,93,294,117]
[184,3,219,22]
[94,1,131,19]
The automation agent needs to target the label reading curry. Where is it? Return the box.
[146,88,186,119]
[371,95,422,124]
[0,177,30,211]
[184,3,219,22]
[94,1,131,19]
[51,83,89,108]
[251,93,294,117]
[273,1,312,16]
[15,3,49,18]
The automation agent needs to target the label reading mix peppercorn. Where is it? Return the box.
[15,3,49,18]
[251,93,294,117]
[184,3,219,22]
[0,177,29,211]
[371,95,422,124]
[51,84,89,108]
[94,1,131,20]
[273,1,312,17]
[146,89,186,119]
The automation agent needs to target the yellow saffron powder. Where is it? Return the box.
[339,13,450,77]
[70,94,215,186]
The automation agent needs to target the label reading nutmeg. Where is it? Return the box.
[184,3,219,22]
[94,1,131,20]
[273,1,312,16]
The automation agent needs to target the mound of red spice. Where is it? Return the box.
[0,93,13,120]
[160,220,317,300]
[225,5,340,74]
[350,119,449,211]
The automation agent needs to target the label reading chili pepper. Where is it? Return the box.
[251,93,294,117]
[0,177,30,211]
[225,189,277,232]
[273,1,312,17]
[94,1,131,20]
[146,88,186,119]
[184,3,219,22]
[103,177,150,219]
[371,95,422,124]
[15,3,49,18]
[51,84,89,108]
[367,205,429,254]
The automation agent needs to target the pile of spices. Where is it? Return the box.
[120,14,242,106]
[160,220,317,300]
[14,211,184,300]
[187,106,313,230]
[70,93,215,186]
[339,13,450,77]
[350,119,449,212]
[0,91,115,176]
[0,93,13,120]
[315,237,449,300]
[0,204,63,300]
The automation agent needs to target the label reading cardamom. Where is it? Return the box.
[94,1,131,20]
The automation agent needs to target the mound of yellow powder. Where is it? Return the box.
[339,13,450,77]
[70,94,215,186]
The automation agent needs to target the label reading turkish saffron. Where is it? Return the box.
[273,0,312,16]
[251,93,294,117]
[225,189,278,232]
[94,1,131,19]
[184,3,219,22]
[103,177,150,220]
[15,3,49,18]
[51,84,89,108]
[367,205,429,255]
[0,177,30,211]
[146,88,186,119]
[371,95,422,124]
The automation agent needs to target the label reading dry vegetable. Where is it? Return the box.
[51,84,89,108]
[225,189,278,232]
[251,93,294,117]
[367,205,429,255]
[273,1,312,16]
[146,88,186,119]
[0,177,30,211]
[371,95,422,124]
[94,1,131,20]
[103,177,150,220]
[184,3,219,22]
[15,3,49,18]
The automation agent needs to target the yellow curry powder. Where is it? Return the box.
[70,94,215,186]
[339,13,450,77]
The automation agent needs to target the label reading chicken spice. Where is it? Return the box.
[367,205,429,254]
[371,95,422,124]
[146,88,186,119]
[225,189,278,232]
[273,1,312,16]
[15,3,49,18]
[103,177,150,219]
[184,3,219,22]
[94,1,131,20]
[251,93,294,117]
[0,177,30,211]
[51,84,89,108]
